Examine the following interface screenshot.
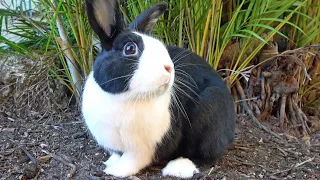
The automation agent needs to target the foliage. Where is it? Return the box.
[0,0,98,98]
[293,0,320,111]
[123,0,318,83]
[0,0,319,111]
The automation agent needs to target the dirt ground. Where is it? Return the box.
[1,99,320,180]
[0,57,320,180]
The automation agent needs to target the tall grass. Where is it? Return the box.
[1,0,319,106]
[122,0,316,86]
[290,0,320,48]
[1,0,98,99]
[34,0,97,96]
[292,0,320,110]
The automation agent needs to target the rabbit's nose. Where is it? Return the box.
[164,65,172,73]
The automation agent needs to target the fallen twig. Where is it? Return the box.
[207,167,214,176]
[294,157,315,168]
[7,117,16,122]
[234,97,258,103]
[271,168,292,176]
[41,149,76,178]
[269,157,315,178]
[22,148,38,165]
[234,146,250,151]
[207,165,220,176]
[277,147,288,157]
[284,148,302,158]
[60,121,83,125]
[227,157,255,166]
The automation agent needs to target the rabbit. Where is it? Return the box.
[81,0,236,178]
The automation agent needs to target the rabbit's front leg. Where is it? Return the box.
[103,150,153,177]
[103,152,121,167]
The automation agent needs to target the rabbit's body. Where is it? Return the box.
[155,46,235,163]
[82,1,236,178]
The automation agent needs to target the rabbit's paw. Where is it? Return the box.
[103,153,121,167]
[103,153,144,177]
[162,157,199,178]
[104,165,136,178]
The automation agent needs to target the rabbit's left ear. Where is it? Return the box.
[86,0,124,50]
[128,2,168,34]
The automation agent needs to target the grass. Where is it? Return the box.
[1,0,99,99]
[122,0,318,85]
[0,0,319,111]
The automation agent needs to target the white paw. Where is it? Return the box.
[162,157,199,178]
[103,166,129,178]
[103,153,121,167]
[103,153,140,178]
[103,163,138,178]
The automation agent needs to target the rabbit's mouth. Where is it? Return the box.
[155,77,173,94]
[160,77,171,87]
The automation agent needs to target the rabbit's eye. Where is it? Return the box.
[123,42,137,56]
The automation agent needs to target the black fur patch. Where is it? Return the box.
[93,31,144,94]
[155,46,236,166]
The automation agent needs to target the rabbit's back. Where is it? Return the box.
[168,45,228,90]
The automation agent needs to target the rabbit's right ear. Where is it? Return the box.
[86,0,124,50]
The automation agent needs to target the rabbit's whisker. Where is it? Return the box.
[172,51,193,65]
[174,79,200,103]
[122,56,139,62]
[173,84,198,105]
[174,69,198,89]
[99,74,133,86]
[170,89,192,129]
[171,49,189,63]
[175,63,207,69]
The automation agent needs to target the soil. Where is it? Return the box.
[1,57,320,180]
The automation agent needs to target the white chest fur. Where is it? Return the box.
[81,73,171,154]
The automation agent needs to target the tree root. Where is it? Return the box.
[235,81,284,140]
[292,102,310,136]
[230,42,319,138]
[279,95,287,129]
[287,95,300,136]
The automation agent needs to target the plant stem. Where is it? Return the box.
[53,0,82,99]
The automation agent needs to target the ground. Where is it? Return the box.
[1,102,320,180]
[0,57,320,179]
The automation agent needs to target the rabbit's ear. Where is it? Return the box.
[86,0,124,50]
[129,2,168,34]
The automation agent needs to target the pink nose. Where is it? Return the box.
[164,65,172,73]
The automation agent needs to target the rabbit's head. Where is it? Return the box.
[86,0,174,100]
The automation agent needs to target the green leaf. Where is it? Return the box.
[239,29,267,43]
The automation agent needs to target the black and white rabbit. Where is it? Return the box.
[82,0,236,178]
